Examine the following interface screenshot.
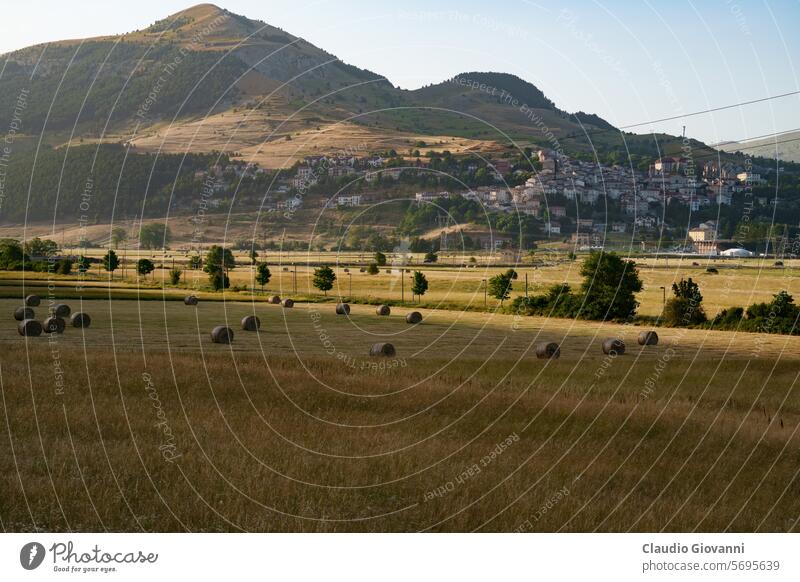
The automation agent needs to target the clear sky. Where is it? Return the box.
[3,0,799,145]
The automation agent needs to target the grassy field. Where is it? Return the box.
[4,253,798,318]
[1,293,800,532]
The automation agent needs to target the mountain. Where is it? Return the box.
[0,3,637,163]
[0,2,738,226]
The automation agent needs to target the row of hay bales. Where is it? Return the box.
[15,295,91,337]
[185,294,295,308]
[335,303,422,324]
[534,331,659,359]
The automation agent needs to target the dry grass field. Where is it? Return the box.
[3,253,796,318]
[1,293,800,532]
[127,108,498,169]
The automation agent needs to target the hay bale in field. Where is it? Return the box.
[14,306,34,321]
[343,268,350,273]
[241,315,260,331]
[70,313,91,328]
[52,303,71,318]
[406,311,422,324]
[535,342,560,359]
[25,294,41,307]
[370,342,396,357]
[184,295,198,306]
[43,316,66,334]
[268,295,281,304]
[602,338,625,355]
[376,305,391,316]
[638,330,658,346]
[210,325,234,344]
[335,303,350,315]
[359,267,366,273]
[281,298,294,308]
[282,267,289,272]
[17,319,43,337]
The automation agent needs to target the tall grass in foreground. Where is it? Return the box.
[1,345,798,532]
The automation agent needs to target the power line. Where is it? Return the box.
[708,127,800,148]
[619,90,800,130]
[557,90,800,143]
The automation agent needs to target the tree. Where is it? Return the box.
[76,255,91,273]
[209,271,230,290]
[102,250,120,277]
[255,263,271,292]
[204,246,235,290]
[424,251,438,263]
[578,251,642,320]
[411,271,428,301]
[488,271,513,305]
[0,239,24,269]
[111,227,128,249]
[24,237,58,257]
[366,262,379,275]
[374,251,387,266]
[249,248,259,266]
[169,269,181,285]
[313,266,336,295]
[136,258,155,277]
[664,277,706,326]
[139,224,172,250]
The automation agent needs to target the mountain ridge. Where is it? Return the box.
[0,3,696,165]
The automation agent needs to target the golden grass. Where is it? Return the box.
[1,297,799,532]
[2,254,799,319]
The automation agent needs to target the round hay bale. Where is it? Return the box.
[210,325,234,344]
[52,303,71,318]
[241,315,260,331]
[359,267,366,273]
[282,267,289,272]
[184,295,198,306]
[18,319,43,337]
[638,330,659,346]
[602,338,625,355]
[376,305,391,316]
[335,303,350,315]
[385,269,392,274]
[535,342,561,359]
[70,312,91,328]
[268,295,281,304]
[343,268,350,273]
[281,298,294,308]
[14,306,34,321]
[370,342,396,357]
[406,311,423,324]
[25,294,41,307]
[43,316,66,334]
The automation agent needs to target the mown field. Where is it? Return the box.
[5,253,798,318]
[1,294,799,532]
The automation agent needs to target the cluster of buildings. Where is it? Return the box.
[414,150,771,242]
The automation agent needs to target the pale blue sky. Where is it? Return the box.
[3,0,799,145]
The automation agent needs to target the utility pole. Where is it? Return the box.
[525,272,528,298]
[348,272,352,297]
[293,263,297,294]
[482,278,487,307]
[401,270,404,303]
[659,286,666,314]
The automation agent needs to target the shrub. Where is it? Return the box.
[55,259,72,275]
[169,268,181,285]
